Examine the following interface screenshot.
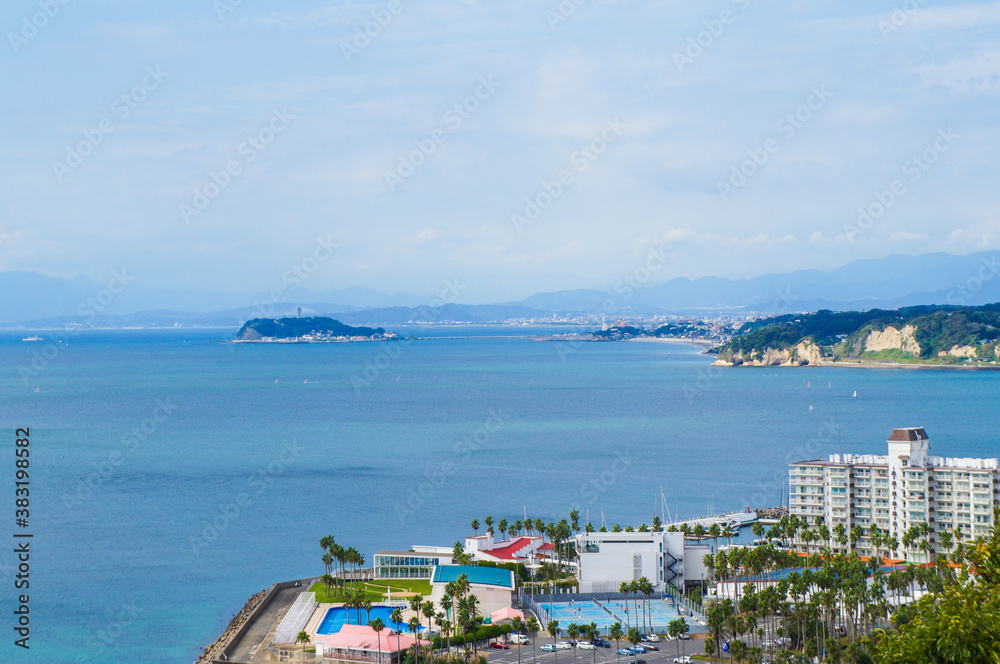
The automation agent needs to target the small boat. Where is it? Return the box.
[22,336,42,341]
[853,390,857,398]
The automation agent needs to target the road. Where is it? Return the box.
[480,638,706,664]
[227,582,313,663]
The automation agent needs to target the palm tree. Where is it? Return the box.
[609,622,623,664]
[471,519,480,536]
[391,607,404,659]
[676,618,689,656]
[370,617,386,664]
[547,620,561,664]
[585,622,599,664]
[296,630,311,651]
[422,601,436,664]
[626,627,641,664]
[363,600,374,625]
[618,582,630,628]
[627,580,640,630]
[408,616,422,664]
[499,518,508,540]
[667,619,682,658]
[567,623,579,664]
[526,615,540,664]
[511,615,526,664]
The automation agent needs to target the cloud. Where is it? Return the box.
[889,230,931,243]
[916,49,1000,93]
[807,231,829,244]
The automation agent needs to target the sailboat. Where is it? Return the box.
[853,390,857,398]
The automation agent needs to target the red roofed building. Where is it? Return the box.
[464,533,546,563]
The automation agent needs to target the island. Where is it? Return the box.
[711,304,1000,367]
[235,316,396,342]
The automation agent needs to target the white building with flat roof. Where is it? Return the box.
[574,530,710,592]
[789,427,1000,562]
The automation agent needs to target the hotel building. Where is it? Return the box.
[789,427,1000,561]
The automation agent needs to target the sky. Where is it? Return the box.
[1,0,999,302]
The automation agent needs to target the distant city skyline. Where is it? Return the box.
[2,1,999,302]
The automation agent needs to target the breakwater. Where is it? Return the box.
[196,586,270,663]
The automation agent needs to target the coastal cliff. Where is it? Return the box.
[712,304,1000,367]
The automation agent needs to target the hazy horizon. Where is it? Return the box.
[3,1,999,302]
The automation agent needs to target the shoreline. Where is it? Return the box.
[714,359,1000,371]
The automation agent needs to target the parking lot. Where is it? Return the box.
[481,638,706,664]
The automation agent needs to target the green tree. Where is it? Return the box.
[526,615,540,664]
[609,621,623,664]
[296,630,311,650]
[547,620,561,664]
[370,618,386,664]
[511,615,526,664]
[626,627,641,663]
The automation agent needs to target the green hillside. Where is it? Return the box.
[714,304,1000,365]
[236,316,387,340]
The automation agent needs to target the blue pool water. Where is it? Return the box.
[317,605,419,635]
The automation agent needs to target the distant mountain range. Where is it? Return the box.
[2,251,998,327]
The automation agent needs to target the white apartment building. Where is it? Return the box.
[789,427,1000,562]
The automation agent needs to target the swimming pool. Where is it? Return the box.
[317,605,421,635]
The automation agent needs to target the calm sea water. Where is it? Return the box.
[1,327,998,663]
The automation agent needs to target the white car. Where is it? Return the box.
[575,642,595,650]
[672,657,693,664]
[555,642,572,650]
[641,634,660,643]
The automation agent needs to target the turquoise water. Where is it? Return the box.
[539,600,697,634]
[1,327,998,662]
[317,605,409,635]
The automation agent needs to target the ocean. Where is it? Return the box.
[1,326,998,663]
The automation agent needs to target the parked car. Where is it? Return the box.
[555,642,572,650]
[640,634,659,643]
[508,634,530,645]
[576,642,595,650]
[591,638,611,648]
[639,643,659,651]
[677,633,691,640]
[617,649,632,656]
[672,657,693,664]
[540,644,556,652]
[632,645,647,653]
[491,642,510,650]
[634,660,647,664]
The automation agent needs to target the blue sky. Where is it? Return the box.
[1,0,998,302]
